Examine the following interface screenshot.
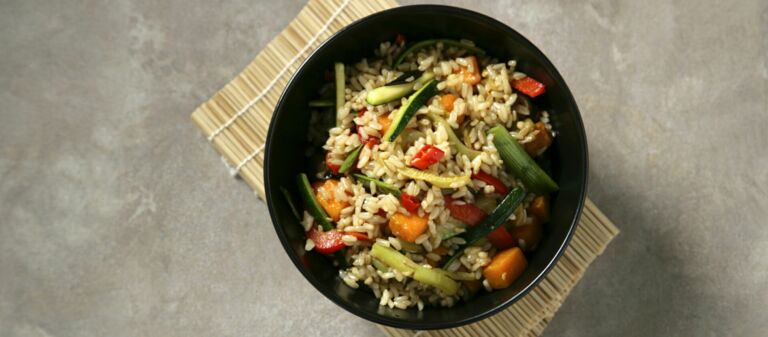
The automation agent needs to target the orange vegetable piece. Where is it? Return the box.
[313,179,349,222]
[527,195,549,222]
[388,212,429,243]
[510,217,542,252]
[482,247,528,289]
[378,114,391,135]
[460,56,481,85]
[463,279,483,294]
[441,94,457,112]
[524,122,553,157]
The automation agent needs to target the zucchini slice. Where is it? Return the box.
[352,174,401,197]
[398,167,471,189]
[442,186,526,268]
[366,72,435,106]
[383,79,439,142]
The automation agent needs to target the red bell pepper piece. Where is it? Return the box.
[472,171,509,195]
[400,193,421,213]
[511,76,546,98]
[487,225,516,249]
[444,196,487,226]
[410,145,445,170]
[307,227,345,254]
[358,107,367,117]
[394,33,406,45]
[364,137,380,148]
[344,231,370,241]
[325,153,340,174]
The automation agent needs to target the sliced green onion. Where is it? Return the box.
[371,243,459,295]
[352,174,401,197]
[398,167,470,189]
[426,112,481,159]
[296,173,333,231]
[334,62,345,126]
[488,125,558,193]
[338,145,362,174]
[394,39,486,68]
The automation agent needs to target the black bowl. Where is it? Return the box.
[264,5,587,330]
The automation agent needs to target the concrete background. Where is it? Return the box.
[1,0,766,336]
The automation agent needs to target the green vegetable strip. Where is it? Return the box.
[394,39,486,68]
[338,145,362,174]
[334,62,345,126]
[366,72,435,106]
[308,99,335,107]
[280,187,301,220]
[296,173,333,231]
[383,79,439,142]
[398,167,470,189]
[442,186,526,268]
[371,243,459,295]
[426,112,481,159]
[488,125,558,193]
[352,174,401,197]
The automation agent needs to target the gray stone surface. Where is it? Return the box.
[1,0,766,336]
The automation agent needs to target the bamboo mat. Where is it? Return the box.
[190,0,619,336]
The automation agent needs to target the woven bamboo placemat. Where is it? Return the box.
[191,1,619,336]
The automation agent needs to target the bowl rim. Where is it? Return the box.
[264,4,588,330]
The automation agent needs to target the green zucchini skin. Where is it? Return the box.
[442,186,526,268]
[296,173,334,231]
[383,79,439,142]
[488,125,558,193]
[394,39,486,68]
[366,72,435,106]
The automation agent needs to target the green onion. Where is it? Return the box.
[296,173,333,231]
[426,112,481,159]
[442,186,526,268]
[352,174,401,197]
[338,145,362,174]
[488,125,558,193]
[371,243,459,295]
[334,62,345,126]
[398,167,470,189]
[280,187,301,220]
[394,39,486,68]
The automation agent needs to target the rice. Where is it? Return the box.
[302,38,556,311]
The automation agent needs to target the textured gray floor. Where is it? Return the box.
[1,0,767,336]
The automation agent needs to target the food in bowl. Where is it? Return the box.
[288,35,557,311]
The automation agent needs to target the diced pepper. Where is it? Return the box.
[399,193,421,213]
[511,76,546,98]
[344,231,369,242]
[358,107,367,117]
[482,247,528,289]
[441,94,457,112]
[364,137,380,148]
[472,171,509,195]
[510,218,542,252]
[378,115,392,135]
[307,227,346,254]
[325,153,340,174]
[527,195,549,222]
[445,196,487,226]
[524,121,553,157]
[487,224,516,249]
[313,179,349,221]
[460,56,482,85]
[410,145,445,170]
[394,33,406,45]
[389,212,429,243]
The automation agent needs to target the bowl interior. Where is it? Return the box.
[265,5,587,330]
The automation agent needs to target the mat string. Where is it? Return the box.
[206,0,352,144]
